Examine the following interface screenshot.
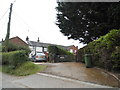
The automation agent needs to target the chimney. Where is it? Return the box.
[26,36,29,41]
[37,37,40,42]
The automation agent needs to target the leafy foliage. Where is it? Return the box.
[48,45,73,55]
[56,2,120,44]
[48,45,59,55]
[2,42,30,55]
[77,29,120,72]
[48,45,74,62]
[1,50,29,68]
[111,46,120,71]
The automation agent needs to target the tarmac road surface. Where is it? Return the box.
[1,72,111,88]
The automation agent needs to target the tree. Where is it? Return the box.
[56,2,120,44]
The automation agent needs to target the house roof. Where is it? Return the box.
[10,36,28,46]
[0,36,28,46]
[27,41,73,50]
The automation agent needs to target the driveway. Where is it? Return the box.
[35,62,120,87]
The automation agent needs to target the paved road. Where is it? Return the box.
[1,72,111,88]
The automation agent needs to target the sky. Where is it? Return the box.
[0,0,85,49]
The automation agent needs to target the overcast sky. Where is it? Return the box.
[0,0,86,48]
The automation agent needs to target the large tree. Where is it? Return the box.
[56,2,120,44]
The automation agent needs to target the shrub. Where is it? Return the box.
[2,42,30,55]
[111,46,120,72]
[48,45,74,62]
[48,45,73,55]
[2,50,29,68]
[77,29,120,72]
[48,45,59,55]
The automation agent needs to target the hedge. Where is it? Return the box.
[77,29,120,72]
[2,42,30,55]
[48,45,75,62]
[48,45,73,55]
[1,50,29,68]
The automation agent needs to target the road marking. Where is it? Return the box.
[37,73,112,88]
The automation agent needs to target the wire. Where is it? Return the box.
[12,11,41,38]
[0,0,16,22]
[0,8,9,22]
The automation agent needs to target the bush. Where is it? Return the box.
[111,46,120,71]
[2,42,30,55]
[48,45,59,55]
[77,29,120,72]
[48,45,73,55]
[48,45,75,62]
[1,50,29,68]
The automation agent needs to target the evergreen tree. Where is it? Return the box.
[56,2,120,44]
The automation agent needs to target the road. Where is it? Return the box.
[1,72,111,88]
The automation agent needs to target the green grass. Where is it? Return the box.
[2,61,47,76]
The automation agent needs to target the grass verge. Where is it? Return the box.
[2,61,47,76]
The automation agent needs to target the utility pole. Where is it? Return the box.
[4,3,13,52]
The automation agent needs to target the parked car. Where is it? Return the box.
[29,52,47,62]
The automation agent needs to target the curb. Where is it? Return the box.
[95,67,120,83]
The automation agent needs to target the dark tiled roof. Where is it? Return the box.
[27,41,72,50]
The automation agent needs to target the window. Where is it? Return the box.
[36,47,42,52]
[44,48,47,52]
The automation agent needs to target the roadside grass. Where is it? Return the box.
[2,61,47,76]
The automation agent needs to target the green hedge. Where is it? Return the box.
[1,50,29,68]
[77,29,120,72]
[48,45,73,55]
[2,42,30,55]
[48,45,75,62]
